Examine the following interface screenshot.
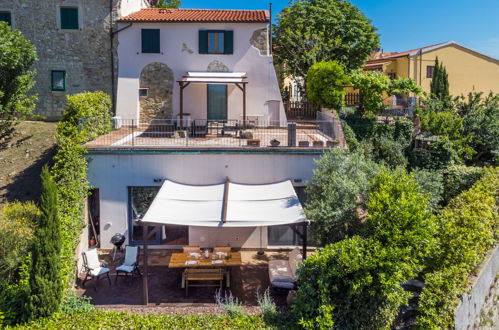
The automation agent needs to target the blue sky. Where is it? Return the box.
[180,0,499,59]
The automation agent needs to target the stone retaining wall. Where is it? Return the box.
[455,247,499,330]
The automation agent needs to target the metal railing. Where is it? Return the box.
[80,118,343,149]
[284,101,320,119]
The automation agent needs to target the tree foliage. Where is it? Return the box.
[152,0,181,8]
[0,22,37,135]
[26,167,63,320]
[273,0,380,81]
[350,70,422,116]
[305,148,379,245]
[306,61,350,109]
[429,57,449,100]
[296,168,435,329]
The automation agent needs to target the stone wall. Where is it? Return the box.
[455,247,499,330]
[0,0,123,119]
[250,28,268,56]
[139,62,173,121]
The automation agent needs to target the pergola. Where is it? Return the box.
[177,72,248,122]
[137,179,309,305]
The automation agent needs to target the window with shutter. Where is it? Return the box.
[0,11,12,27]
[141,29,160,53]
[200,30,234,55]
[60,7,79,30]
[51,71,66,91]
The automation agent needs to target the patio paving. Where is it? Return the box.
[76,250,292,310]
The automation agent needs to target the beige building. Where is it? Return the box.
[364,41,499,97]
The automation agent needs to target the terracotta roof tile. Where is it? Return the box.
[366,42,449,63]
[118,8,270,23]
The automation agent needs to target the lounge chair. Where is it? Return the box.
[115,246,141,284]
[268,247,303,290]
[82,249,111,290]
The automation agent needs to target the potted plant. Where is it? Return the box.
[270,138,280,147]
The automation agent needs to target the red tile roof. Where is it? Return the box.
[118,8,270,23]
[366,42,449,63]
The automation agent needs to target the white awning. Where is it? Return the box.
[141,180,307,227]
[178,72,247,84]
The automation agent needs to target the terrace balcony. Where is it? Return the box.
[82,114,346,151]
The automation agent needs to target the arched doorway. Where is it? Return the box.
[139,62,173,122]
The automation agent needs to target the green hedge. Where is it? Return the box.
[10,310,268,329]
[416,168,498,329]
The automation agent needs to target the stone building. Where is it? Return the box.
[0,0,149,119]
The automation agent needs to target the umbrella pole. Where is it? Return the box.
[142,223,149,305]
[302,222,308,260]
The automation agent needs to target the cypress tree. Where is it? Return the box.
[26,166,63,320]
[430,57,449,99]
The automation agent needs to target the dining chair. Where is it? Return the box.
[213,246,231,254]
[183,246,201,254]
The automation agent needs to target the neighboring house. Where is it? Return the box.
[83,8,344,250]
[364,41,499,96]
[0,0,149,119]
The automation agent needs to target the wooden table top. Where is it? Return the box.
[168,252,242,268]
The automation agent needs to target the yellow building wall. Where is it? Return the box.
[407,44,499,96]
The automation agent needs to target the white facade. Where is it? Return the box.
[115,21,285,121]
[87,152,321,249]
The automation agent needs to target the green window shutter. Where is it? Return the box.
[0,12,12,27]
[141,29,160,53]
[60,7,79,30]
[224,31,233,54]
[199,30,208,54]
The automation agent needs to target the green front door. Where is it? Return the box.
[207,84,228,120]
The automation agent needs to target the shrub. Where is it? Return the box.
[257,287,277,322]
[0,256,31,326]
[305,148,379,245]
[294,236,412,330]
[442,165,485,204]
[306,61,350,110]
[58,292,93,316]
[11,310,267,329]
[0,22,37,134]
[296,168,435,329]
[340,120,360,152]
[62,91,112,142]
[416,168,498,329]
[413,169,444,210]
[26,166,63,320]
[214,290,244,316]
[0,202,39,282]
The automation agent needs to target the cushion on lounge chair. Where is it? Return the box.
[268,248,303,289]
[116,265,135,273]
[271,281,295,290]
[268,260,295,283]
[90,267,110,277]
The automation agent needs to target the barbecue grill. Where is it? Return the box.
[111,233,126,260]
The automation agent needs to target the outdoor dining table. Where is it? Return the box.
[168,252,243,288]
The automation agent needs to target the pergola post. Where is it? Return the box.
[302,221,308,260]
[141,222,149,305]
[242,83,247,125]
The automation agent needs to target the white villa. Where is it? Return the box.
[84,8,345,251]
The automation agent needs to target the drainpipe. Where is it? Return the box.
[269,2,272,56]
[419,49,423,86]
[110,0,133,114]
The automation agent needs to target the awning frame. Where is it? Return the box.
[177,72,248,125]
